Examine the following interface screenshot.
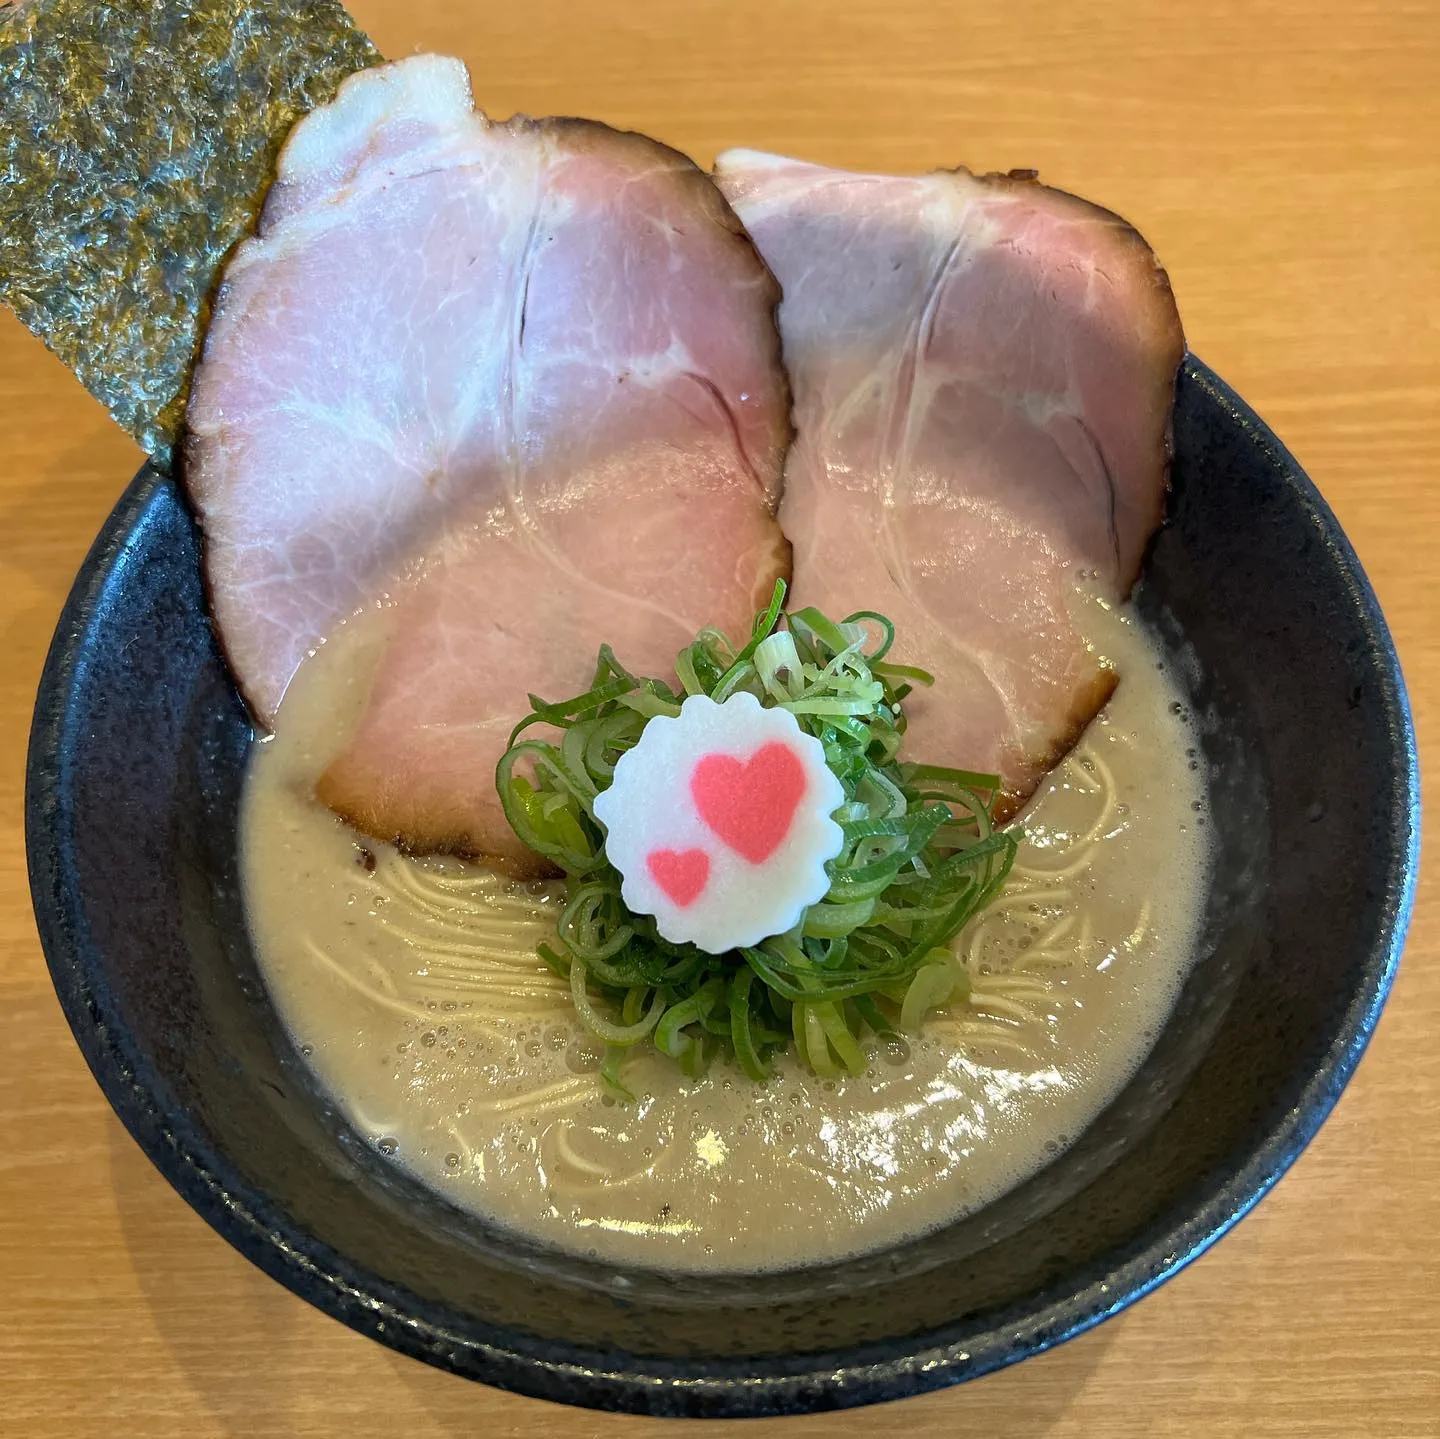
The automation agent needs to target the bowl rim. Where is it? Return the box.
[25,355,1421,1417]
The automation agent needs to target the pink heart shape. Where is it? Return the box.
[646,848,710,907]
[691,742,806,865]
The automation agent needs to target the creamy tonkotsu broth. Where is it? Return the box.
[240,599,1211,1272]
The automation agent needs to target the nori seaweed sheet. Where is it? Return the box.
[0,0,378,466]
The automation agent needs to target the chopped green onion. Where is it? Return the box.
[495,579,1018,1094]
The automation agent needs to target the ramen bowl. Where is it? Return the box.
[26,357,1418,1416]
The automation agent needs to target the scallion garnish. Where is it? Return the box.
[496,580,1018,1092]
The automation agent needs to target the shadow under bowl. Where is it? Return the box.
[26,357,1419,1416]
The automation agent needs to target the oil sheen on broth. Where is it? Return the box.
[241,599,1211,1272]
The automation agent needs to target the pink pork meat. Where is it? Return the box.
[186,58,791,870]
[714,150,1185,816]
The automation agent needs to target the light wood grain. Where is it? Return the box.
[2,2,1437,1434]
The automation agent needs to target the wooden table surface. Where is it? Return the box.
[2,2,1436,1434]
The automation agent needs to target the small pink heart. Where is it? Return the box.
[646,848,710,907]
[691,742,806,865]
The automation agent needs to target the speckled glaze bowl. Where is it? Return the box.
[26,357,1419,1416]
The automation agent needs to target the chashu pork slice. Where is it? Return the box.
[714,150,1185,815]
[187,57,791,871]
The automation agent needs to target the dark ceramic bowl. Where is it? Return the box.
[27,357,1418,1417]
